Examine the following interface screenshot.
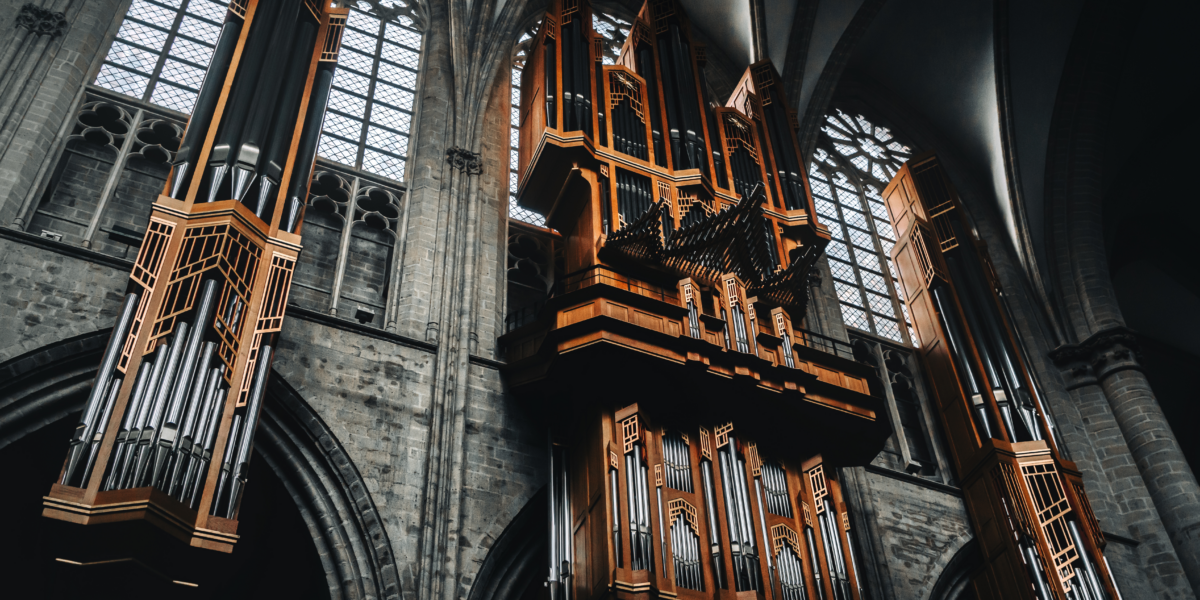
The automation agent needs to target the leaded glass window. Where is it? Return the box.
[509,21,545,226]
[93,0,227,114]
[813,109,916,346]
[318,3,423,183]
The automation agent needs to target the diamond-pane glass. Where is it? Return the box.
[339,48,376,74]
[827,241,851,262]
[316,8,422,179]
[815,199,839,220]
[385,23,422,50]
[867,292,894,317]
[160,59,205,89]
[829,259,856,283]
[187,0,226,23]
[848,227,873,250]
[150,82,197,113]
[323,112,364,141]
[366,127,408,157]
[362,150,405,181]
[373,81,414,111]
[328,89,368,118]
[840,305,870,331]
[319,135,359,165]
[835,281,863,306]
[509,31,549,226]
[94,0,222,107]
[856,250,882,273]
[377,61,417,89]
[862,271,887,294]
[128,0,176,28]
[95,65,150,97]
[371,104,412,132]
[876,318,903,342]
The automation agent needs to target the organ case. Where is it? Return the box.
[503,1,889,599]
[883,153,1120,600]
[43,0,347,553]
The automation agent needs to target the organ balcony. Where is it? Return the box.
[501,0,890,469]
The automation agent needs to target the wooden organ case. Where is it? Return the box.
[43,0,347,555]
[883,154,1120,600]
[502,1,890,599]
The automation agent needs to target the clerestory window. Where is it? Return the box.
[811,109,916,346]
[93,0,228,114]
[317,1,424,183]
[93,0,424,183]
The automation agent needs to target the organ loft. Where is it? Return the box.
[0,0,1197,599]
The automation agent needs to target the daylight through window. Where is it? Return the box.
[811,109,915,345]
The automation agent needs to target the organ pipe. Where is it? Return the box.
[44,0,345,553]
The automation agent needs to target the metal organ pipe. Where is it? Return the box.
[930,285,998,440]
[62,291,139,486]
[818,499,850,600]
[610,458,623,568]
[284,65,334,233]
[169,18,243,199]
[700,455,725,588]
[252,15,319,218]
[547,443,572,600]
[204,0,286,204]
[803,523,826,600]
[224,344,274,519]
[635,44,667,167]
[718,438,760,591]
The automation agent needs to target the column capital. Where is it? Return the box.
[16,3,67,38]
[1048,326,1141,386]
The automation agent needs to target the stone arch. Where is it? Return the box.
[0,330,402,600]
[466,487,547,600]
[927,539,980,600]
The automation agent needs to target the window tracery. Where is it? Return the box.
[812,109,915,345]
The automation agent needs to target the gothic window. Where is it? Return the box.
[509,22,544,226]
[812,109,916,346]
[92,0,228,114]
[318,2,424,183]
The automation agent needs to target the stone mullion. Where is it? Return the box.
[140,0,192,103]
[328,176,362,316]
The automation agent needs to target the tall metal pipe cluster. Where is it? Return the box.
[670,509,703,590]
[661,431,693,492]
[49,0,340,551]
[625,443,655,571]
[615,169,655,227]
[717,432,761,592]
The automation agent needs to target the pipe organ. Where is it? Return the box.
[503,1,892,599]
[883,154,1119,600]
[44,0,346,553]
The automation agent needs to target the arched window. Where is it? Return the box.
[507,11,630,226]
[317,1,424,182]
[92,0,425,183]
[811,109,915,345]
[93,0,228,113]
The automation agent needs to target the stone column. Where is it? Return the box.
[1052,327,1200,592]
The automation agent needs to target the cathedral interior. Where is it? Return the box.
[0,0,1197,599]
